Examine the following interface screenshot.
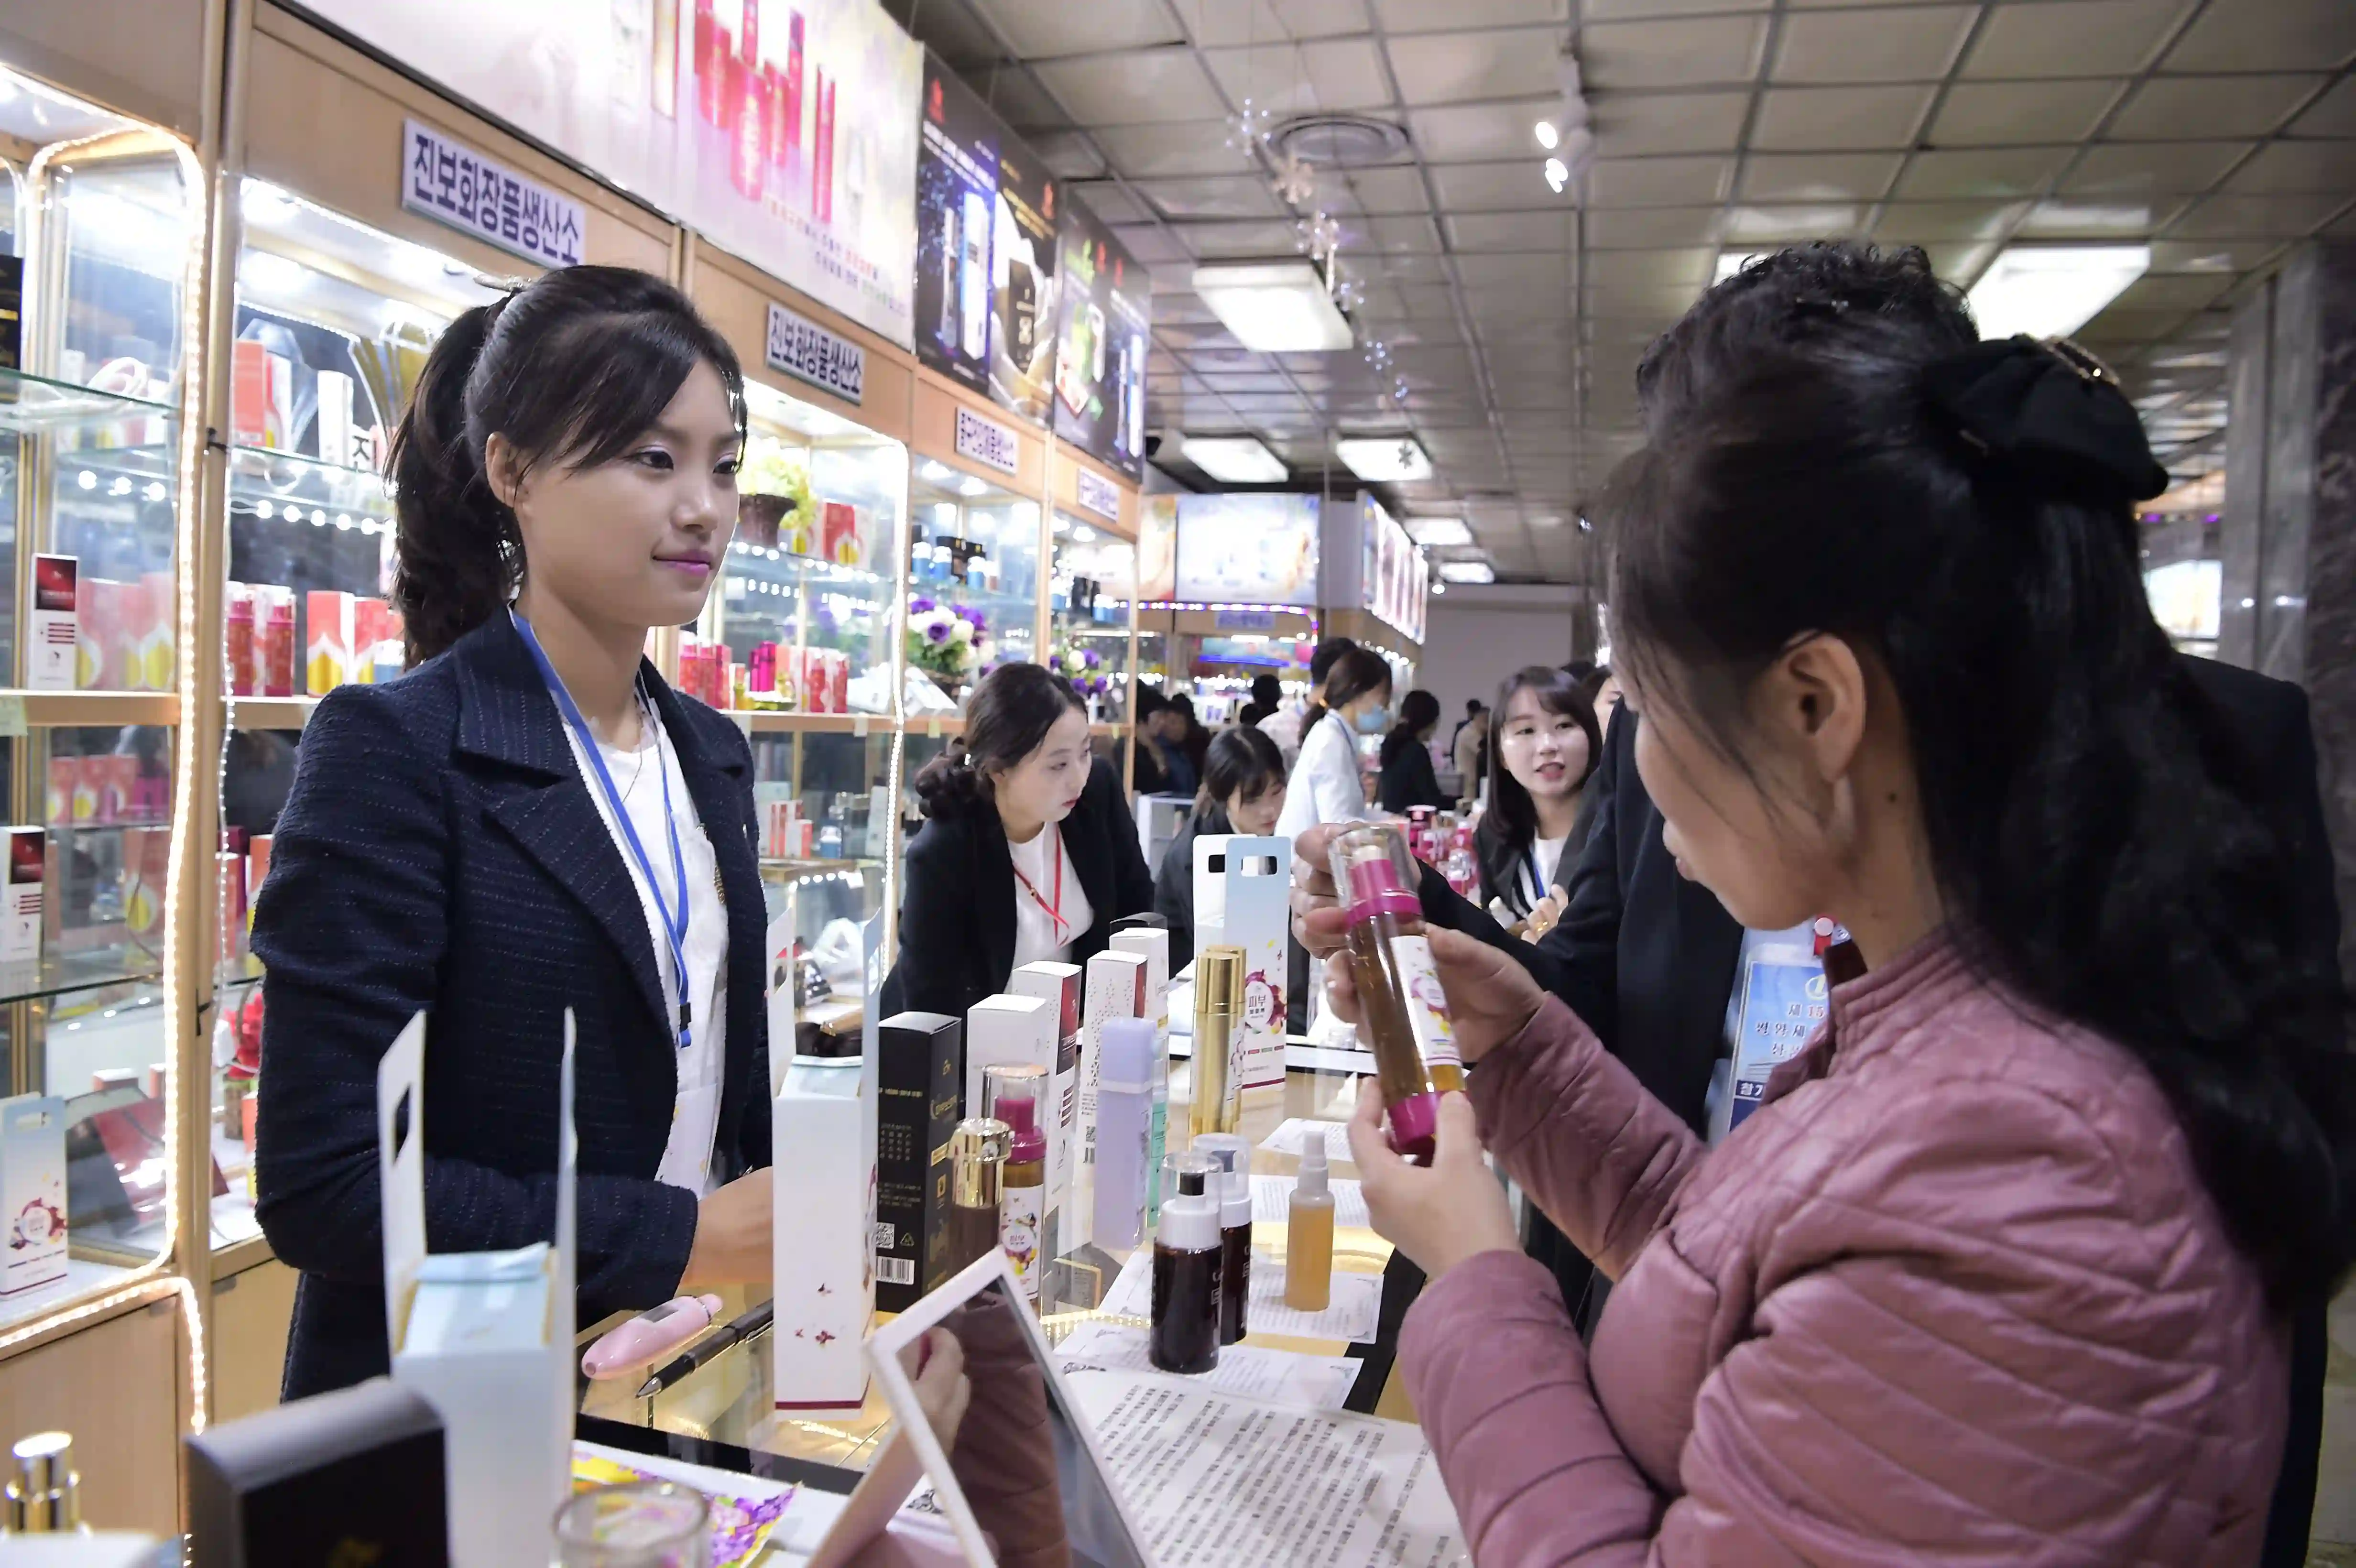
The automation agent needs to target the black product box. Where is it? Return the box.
[186,1375,447,1566]
[877,1010,963,1311]
[0,255,20,372]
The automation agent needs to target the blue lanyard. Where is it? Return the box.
[1525,844,1546,903]
[511,610,693,1051]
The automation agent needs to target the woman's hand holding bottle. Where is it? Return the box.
[679,1168,774,1288]
[1309,915,1546,1067]
[1347,1090,1520,1278]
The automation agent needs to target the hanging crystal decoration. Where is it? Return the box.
[1270,151,1317,207]
[1224,98,1274,159]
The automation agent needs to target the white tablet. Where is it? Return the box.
[868,1252,1156,1568]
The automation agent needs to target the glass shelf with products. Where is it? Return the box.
[701,380,905,719]
[1047,512,1135,730]
[906,459,1041,713]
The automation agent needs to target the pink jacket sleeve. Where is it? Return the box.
[1468,996,1708,1280]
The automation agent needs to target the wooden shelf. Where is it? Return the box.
[226,696,318,730]
[736,710,884,734]
[0,690,181,729]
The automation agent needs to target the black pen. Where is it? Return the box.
[635,1300,775,1398]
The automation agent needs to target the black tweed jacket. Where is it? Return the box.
[253,612,771,1400]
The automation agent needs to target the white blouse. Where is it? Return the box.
[1276,710,1369,841]
[1007,822,1093,969]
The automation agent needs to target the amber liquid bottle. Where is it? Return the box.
[1150,1162,1222,1375]
[1330,824,1465,1165]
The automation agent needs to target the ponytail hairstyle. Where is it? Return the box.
[1610,240,2355,1305]
[1380,688,1442,767]
[912,662,1086,820]
[388,265,746,664]
[1305,645,1393,734]
[1194,724,1285,825]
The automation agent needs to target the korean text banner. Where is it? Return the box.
[914,54,997,392]
[1175,494,1319,606]
[305,0,920,347]
[1052,198,1150,480]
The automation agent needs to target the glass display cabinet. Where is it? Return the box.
[210,177,504,1260]
[0,65,201,1323]
[906,457,1040,713]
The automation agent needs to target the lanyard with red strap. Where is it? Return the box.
[1011,828,1070,940]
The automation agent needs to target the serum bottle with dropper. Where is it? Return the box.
[1285,1136,1334,1312]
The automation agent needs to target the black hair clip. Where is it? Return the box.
[1920,334,2168,501]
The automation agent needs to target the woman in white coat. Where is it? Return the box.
[1275,645,1395,841]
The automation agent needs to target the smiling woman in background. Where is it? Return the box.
[253,267,777,1398]
[885,662,1155,1021]
[1474,666,1603,933]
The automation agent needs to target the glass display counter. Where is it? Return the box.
[905,458,1039,714]
[578,1056,1400,1469]
[0,64,200,1323]
[1046,513,1134,730]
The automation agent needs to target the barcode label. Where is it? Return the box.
[876,1256,914,1285]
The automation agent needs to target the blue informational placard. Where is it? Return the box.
[1728,952,1828,1131]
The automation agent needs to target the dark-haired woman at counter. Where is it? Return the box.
[883,662,1156,1021]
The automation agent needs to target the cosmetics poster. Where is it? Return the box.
[1052,201,1152,480]
[914,56,998,393]
[991,135,1060,425]
[306,0,920,347]
[1174,494,1319,606]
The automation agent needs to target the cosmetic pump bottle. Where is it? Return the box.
[1187,1134,1252,1342]
[985,1065,1049,1307]
[6,1431,79,1533]
[945,1117,1011,1275]
[1150,1160,1222,1375]
[1092,1017,1156,1251]
[1285,1137,1334,1311]
[1189,946,1245,1138]
[1328,824,1466,1164]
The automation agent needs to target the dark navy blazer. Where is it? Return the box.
[252,613,771,1400]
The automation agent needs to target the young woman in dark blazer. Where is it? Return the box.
[251,267,774,1399]
[885,664,1155,1021]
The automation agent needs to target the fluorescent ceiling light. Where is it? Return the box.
[1183,436,1288,484]
[1967,245,2150,342]
[1430,581,1447,595]
[1714,250,1763,286]
[1439,560,1494,584]
[959,476,988,498]
[242,250,306,295]
[920,460,952,482]
[1191,262,1354,353]
[1407,517,1472,546]
[1334,436,1431,483]
[241,179,298,225]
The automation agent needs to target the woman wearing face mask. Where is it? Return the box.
[1315,294,2353,1557]
[884,662,1156,1022]
[252,267,775,1399]
[1474,667,1602,937]
[1376,689,1449,814]
[1154,726,1287,971]
[1274,644,1393,843]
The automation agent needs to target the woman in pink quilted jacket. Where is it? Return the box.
[1318,252,2355,1564]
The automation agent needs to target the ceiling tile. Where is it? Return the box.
[2161,0,2356,73]
[1410,98,1570,161]
[2109,272,2235,314]
[1586,90,1751,155]
[1453,252,1572,290]
[1370,251,1457,284]
[1360,213,1447,252]
[2061,141,2256,198]
[1750,85,1937,150]
[1772,6,1974,83]
[1134,175,1287,220]
[2108,75,2325,140]
[1960,0,2193,78]
[1736,152,1902,203]
[1444,211,1576,250]
[1387,28,1563,105]
[1584,155,1736,207]
[1928,80,2125,147]
[1025,131,1109,181]
[969,0,1185,57]
[914,5,1018,71]
[1583,248,1712,290]
[1721,203,1870,242]
[1583,204,1723,247]
[2221,141,2356,195]
[1201,39,1395,115]
[1111,223,1197,265]
[978,68,1074,131]
[1875,199,2029,242]
[1186,0,1373,46]
[1072,181,1156,226]
[2148,238,2285,274]
[2164,192,2349,240]
[1579,15,1772,90]
[1032,50,1225,124]
[2290,76,2356,138]
[1093,121,1254,178]
[1429,159,1563,209]
[2015,198,2181,239]
[1891,145,2073,199]
[1373,0,1570,34]
[1340,165,1434,215]
[1178,218,1311,256]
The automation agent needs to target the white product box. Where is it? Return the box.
[1108,927,1170,1225]
[0,1093,66,1296]
[1194,835,1292,1090]
[765,906,797,1066]
[2,828,44,966]
[1006,961,1082,1259]
[26,555,76,692]
[773,1054,874,1411]
[315,369,355,468]
[382,1009,574,1568]
[1074,949,1149,1249]
[965,992,1055,1127]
